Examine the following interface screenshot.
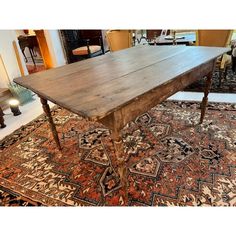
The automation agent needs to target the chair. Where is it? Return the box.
[106,30,132,52]
[196,30,233,87]
[146,30,162,42]
[72,35,105,59]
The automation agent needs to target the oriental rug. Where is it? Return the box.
[0,101,236,206]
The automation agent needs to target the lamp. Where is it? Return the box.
[9,99,21,116]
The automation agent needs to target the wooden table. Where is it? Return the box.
[18,35,38,65]
[14,45,229,199]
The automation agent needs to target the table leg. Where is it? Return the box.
[111,130,128,203]
[40,97,62,150]
[218,69,223,88]
[21,48,28,63]
[0,106,6,128]
[200,72,213,124]
[29,48,36,65]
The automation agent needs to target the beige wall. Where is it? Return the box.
[0,30,28,88]
[0,30,66,89]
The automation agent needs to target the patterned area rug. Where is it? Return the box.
[0,101,236,206]
[184,68,236,93]
[0,186,41,206]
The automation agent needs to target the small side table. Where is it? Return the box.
[0,106,6,128]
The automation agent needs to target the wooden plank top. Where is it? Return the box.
[14,46,229,121]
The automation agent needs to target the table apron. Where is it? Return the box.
[99,59,215,132]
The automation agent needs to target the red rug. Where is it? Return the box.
[26,64,45,74]
[0,101,236,206]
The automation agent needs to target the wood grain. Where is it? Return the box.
[200,71,214,123]
[40,97,62,150]
[14,46,229,121]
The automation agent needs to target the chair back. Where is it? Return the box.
[146,30,170,41]
[106,30,132,52]
[196,30,233,47]
[146,30,162,41]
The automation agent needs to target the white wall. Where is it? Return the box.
[44,30,66,67]
[0,30,66,89]
[15,29,66,66]
[0,30,28,88]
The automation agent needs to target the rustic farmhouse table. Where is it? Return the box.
[14,45,229,197]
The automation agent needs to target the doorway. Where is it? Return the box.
[15,30,54,75]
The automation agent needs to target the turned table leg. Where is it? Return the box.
[40,97,62,150]
[200,72,213,124]
[111,130,128,203]
[0,106,6,128]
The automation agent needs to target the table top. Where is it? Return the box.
[14,45,228,121]
[150,32,196,45]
